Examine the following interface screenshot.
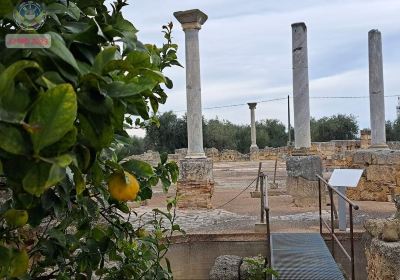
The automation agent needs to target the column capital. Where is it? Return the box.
[368,29,381,36]
[247,102,257,109]
[174,9,208,30]
[291,22,307,30]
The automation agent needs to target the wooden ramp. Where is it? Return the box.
[271,233,345,280]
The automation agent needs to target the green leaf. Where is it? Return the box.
[72,166,85,195]
[77,89,114,115]
[46,32,80,72]
[92,47,120,75]
[121,159,154,178]
[0,123,29,155]
[36,71,66,88]
[66,2,81,20]
[0,246,11,277]
[48,228,67,247]
[29,84,77,154]
[41,127,77,156]
[0,0,14,17]
[44,154,74,168]
[141,68,166,83]
[160,153,168,164]
[0,83,32,124]
[160,177,171,190]
[0,60,41,102]
[78,113,114,150]
[105,81,143,98]
[22,162,66,196]
[126,50,151,68]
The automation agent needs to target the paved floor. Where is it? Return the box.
[133,160,396,234]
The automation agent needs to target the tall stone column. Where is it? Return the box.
[174,9,214,208]
[286,23,322,207]
[368,29,388,149]
[248,103,258,146]
[248,103,259,160]
[292,22,311,151]
[174,9,207,158]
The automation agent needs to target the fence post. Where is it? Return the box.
[260,172,265,223]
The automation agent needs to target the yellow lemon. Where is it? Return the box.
[4,209,28,228]
[108,171,139,201]
[10,249,29,277]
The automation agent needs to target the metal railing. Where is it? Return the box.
[264,206,272,280]
[317,174,359,280]
[257,171,272,280]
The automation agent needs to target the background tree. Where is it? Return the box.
[143,112,289,153]
[144,111,187,153]
[310,114,359,142]
[386,118,400,141]
[258,119,287,147]
[204,118,237,151]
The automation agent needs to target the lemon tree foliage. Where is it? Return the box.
[0,0,182,278]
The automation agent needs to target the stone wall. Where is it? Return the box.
[129,139,389,165]
[347,150,400,202]
[364,218,400,279]
[388,142,400,150]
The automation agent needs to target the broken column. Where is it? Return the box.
[174,9,214,208]
[368,29,388,149]
[286,22,322,206]
[248,102,259,160]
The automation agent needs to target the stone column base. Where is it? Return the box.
[249,146,259,161]
[176,158,214,208]
[286,155,324,207]
[176,180,214,208]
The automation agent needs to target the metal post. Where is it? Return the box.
[350,206,355,280]
[287,95,291,146]
[337,186,347,231]
[318,178,322,235]
[255,162,262,192]
[273,156,278,185]
[265,207,272,280]
[330,188,335,258]
[260,173,265,223]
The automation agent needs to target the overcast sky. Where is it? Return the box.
[119,0,400,137]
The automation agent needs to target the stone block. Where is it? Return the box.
[287,176,325,207]
[366,165,397,184]
[364,233,400,280]
[352,150,373,165]
[179,158,213,181]
[382,221,400,242]
[365,219,386,238]
[286,155,322,181]
[209,255,242,280]
[376,150,400,165]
